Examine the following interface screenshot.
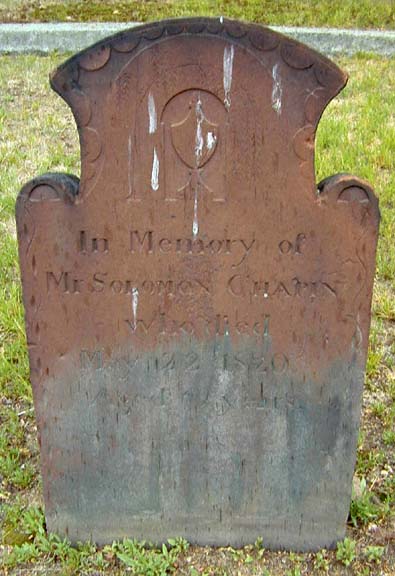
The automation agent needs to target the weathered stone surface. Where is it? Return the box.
[16,18,379,550]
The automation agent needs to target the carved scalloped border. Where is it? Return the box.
[75,19,344,85]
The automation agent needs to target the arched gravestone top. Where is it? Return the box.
[49,17,348,205]
[16,18,379,550]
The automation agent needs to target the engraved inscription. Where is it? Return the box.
[78,347,290,411]
[278,233,306,254]
[79,230,109,253]
[228,275,337,299]
[46,270,337,301]
[47,272,210,297]
[46,271,83,294]
[75,229,311,266]
[80,349,103,369]
[130,230,255,265]
[124,312,271,338]
[91,274,211,296]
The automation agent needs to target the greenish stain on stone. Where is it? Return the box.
[38,335,364,550]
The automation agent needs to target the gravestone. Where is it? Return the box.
[16,18,379,550]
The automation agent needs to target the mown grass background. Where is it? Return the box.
[0,3,395,574]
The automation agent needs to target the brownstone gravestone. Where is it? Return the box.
[16,18,379,550]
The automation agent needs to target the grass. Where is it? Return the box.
[0,0,395,29]
[0,52,395,574]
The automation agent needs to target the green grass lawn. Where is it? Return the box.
[0,0,395,29]
[0,52,395,574]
